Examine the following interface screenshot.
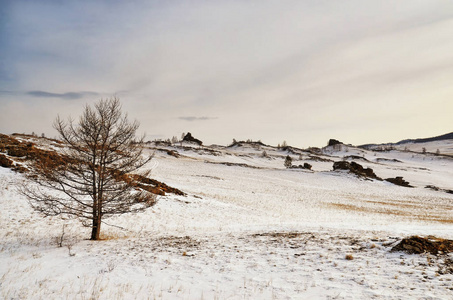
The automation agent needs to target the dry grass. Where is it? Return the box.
[99,232,129,240]
[345,254,354,260]
[328,202,453,224]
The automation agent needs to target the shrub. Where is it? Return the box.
[284,155,292,168]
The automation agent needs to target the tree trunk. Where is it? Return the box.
[91,217,101,240]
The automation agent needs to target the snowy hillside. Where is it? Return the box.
[1,135,453,299]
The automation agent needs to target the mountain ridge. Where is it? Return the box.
[360,131,453,148]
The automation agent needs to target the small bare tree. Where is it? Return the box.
[21,98,154,240]
[284,155,292,168]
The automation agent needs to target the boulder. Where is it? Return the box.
[303,163,312,170]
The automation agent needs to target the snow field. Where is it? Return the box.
[1,141,453,299]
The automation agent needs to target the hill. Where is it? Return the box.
[396,132,453,144]
[360,131,453,155]
[1,133,453,299]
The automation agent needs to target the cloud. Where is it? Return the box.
[27,91,99,100]
[1,1,453,147]
[179,116,218,122]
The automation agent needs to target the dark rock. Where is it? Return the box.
[328,139,342,146]
[385,177,413,188]
[333,161,380,180]
[333,161,350,171]
[289,164,312,170]
[183,132,203,146]
[425,185,440,191]
[425,185,453,194]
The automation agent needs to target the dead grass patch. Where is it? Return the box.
[345,254,354,260]
[328,203,453,224]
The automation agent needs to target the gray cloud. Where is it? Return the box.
[27,91,99,100]
[179,116,218,122]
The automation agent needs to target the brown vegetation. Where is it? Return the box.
[1,133,184,197]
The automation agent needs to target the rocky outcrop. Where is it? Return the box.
[328,139,342,146]
[333,161,380,180]
[425,185,453,194]
[0,134,185,196]
[385,177,412,188]
[183,132,202,146]
[391,236,453,255]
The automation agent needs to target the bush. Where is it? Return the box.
[284,155,292,168]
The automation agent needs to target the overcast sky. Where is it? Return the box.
[1,0,452,147]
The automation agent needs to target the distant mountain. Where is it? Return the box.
[359,132,453,149]
[395,132,453,145]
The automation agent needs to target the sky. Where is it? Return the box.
[1,0,452,148]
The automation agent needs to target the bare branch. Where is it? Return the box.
[21,97,155,240]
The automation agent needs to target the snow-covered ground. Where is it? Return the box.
[1,138,453,299]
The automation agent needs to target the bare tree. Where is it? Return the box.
[21,98,154,240]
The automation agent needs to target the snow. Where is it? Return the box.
[1,138,453,299]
